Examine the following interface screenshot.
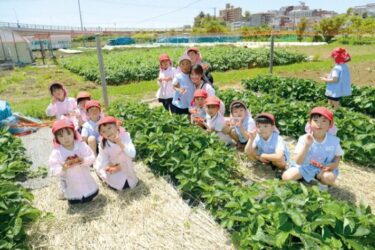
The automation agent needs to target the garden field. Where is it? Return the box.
[1,43,375,249]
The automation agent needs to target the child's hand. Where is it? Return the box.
[257,155,270,164]
[51,97,57,104]
[322,166,334,172]
[305,132,314,146]
[179,88,187,95]
[248,130,257,141]
[105,164,120,174]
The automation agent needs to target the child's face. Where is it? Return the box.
[190,71,202,85]
[256,123,274,139]
[99,123,118,141]
[78,99,89,109]
[52,88,65,100]
[56,128,74,148]
[231,107,246,118]
[195,97,206,108]
[206,105,219,116]
[310,115,331,136]
[160,60,170,70]
[180,60,192,74]
[187,51,198,63]
[87,107,101,121]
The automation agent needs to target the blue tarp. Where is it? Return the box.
[107,37,135,46]
[157,36,241,43]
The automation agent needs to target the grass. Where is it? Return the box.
[1,43,374,119]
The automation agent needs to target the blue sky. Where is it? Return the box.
[0,0,373,28]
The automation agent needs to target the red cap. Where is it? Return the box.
[205,96,221,107]
[310,107,334,122]
[97,116,122,128]
[52,119,75,134]
[76,91,91,100]
[255,112,276,125]
[84,100,101,111]
[159,54,171,62]
[187,47,199,53]
[194,89,208,98]
[331,47,351,64]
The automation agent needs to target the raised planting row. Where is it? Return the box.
[217,89,375,167]
[109,103,375,249]
[242,75,375,117]
[60,47,305,85]
[0,128,41,249]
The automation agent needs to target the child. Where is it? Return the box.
[81,100,103,155]
[320,47,351,109]
[205,96,232,145]
[48,119,98,204]
[189,64,225,114]
[157,54,175,111]
[282,107,343,188]
[171,55,195,115]
[45,83,78,119]
[225,101,256,148]
[244,113,289,176]
[76,91,91,128]
[94,116,138,191]
[185,47,213,84]
[189,89,207,127]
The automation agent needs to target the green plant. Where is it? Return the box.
[242,75,375,117]
[59,47,305,85]
[217,89,375,166]
[0,128,41,249]
[109,103,375,249]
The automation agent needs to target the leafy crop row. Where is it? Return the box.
[242,75,375,117]
[109,103,375,249]
[0,128,41,249]
[60,47,305,85]
[217,89,375,167]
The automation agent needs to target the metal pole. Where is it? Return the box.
[0,33,7,61]
[77,0,86,47]
[11,31,20,64]
[95,34,109,107]
[269,34,274,74]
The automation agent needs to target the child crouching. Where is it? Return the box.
[94,116,138,191]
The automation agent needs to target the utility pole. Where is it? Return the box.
[214,7,216,18]
[77,0,86,47]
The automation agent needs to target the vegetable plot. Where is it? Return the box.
[217,89,375,167]
[242,75,375,117]
[109,103,375,249]
[0,128,41,249]
[60,47,305,85]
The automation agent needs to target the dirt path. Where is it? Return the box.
[21,129,232,250]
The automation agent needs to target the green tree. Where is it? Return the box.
[296,17,308,42]
[314,14,347,42]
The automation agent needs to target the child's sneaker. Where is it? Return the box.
[58,191,66,200]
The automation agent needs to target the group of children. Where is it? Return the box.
[156,46,351,188]
[46,83,138,204]
[46,46,351,203]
